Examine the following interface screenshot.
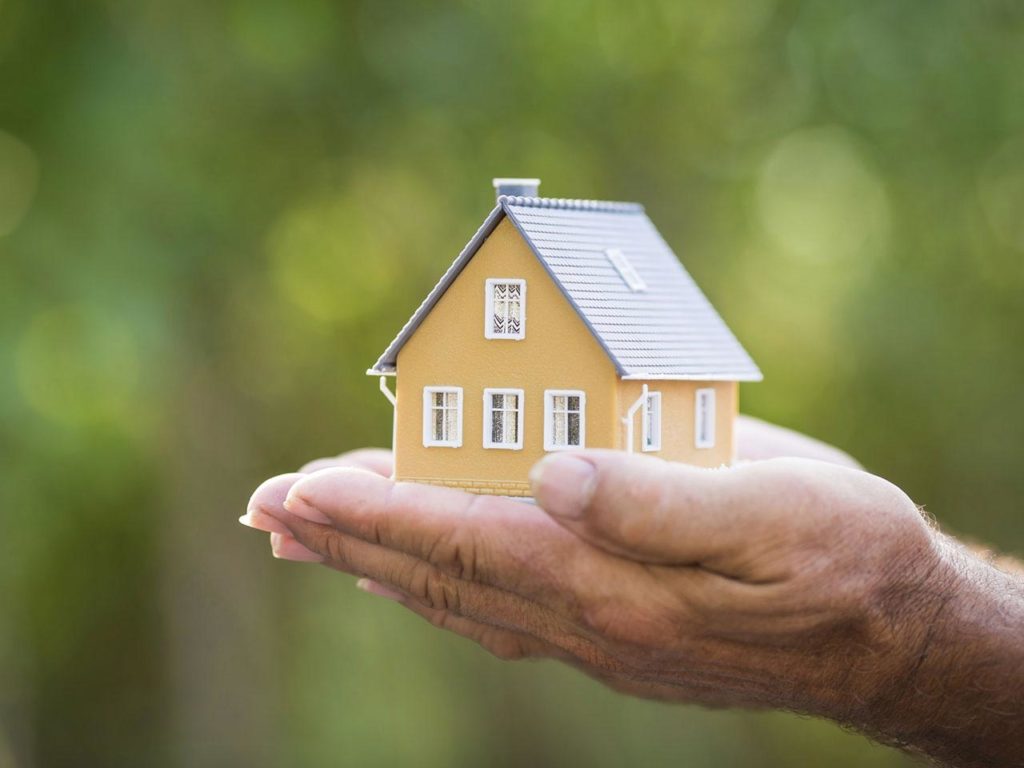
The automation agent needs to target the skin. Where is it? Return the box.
[242,415,1024,768]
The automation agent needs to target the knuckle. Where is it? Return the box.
[320,530,348,563]
[407,563,462,613]
[836,475,933,565]
[755,460,867,550]
[768,459,831,517]
[426,530,476,581]
[426,521,486,583]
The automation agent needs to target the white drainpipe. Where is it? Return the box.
[621,383,648,454]
[378,375,397,406]
[379,376,398,478]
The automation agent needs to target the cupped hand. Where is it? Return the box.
[243,418,936,710]
[242,417,1024,768]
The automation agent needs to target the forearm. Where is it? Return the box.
[860,535,1024,767]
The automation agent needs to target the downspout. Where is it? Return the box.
[379,376,398,479]
[378,375,397,406]
[621,383,648,454]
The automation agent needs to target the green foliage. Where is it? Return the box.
[1,0,1022,765]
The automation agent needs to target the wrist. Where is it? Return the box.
[851,531,1024,766]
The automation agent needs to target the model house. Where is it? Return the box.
[368,179,761,497]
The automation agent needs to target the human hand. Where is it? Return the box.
[243,417,1024,768]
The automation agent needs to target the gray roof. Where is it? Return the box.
[369,196,762,381]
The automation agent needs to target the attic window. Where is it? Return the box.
[605,249,646,292]
[485,279,526,340]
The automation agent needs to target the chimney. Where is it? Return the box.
[493,177,540,201]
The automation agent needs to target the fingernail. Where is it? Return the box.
[356,578,404,602]
[529,454,596,519]
[282,488,332,524]
[239,512,290,535]
[269,532,324,562]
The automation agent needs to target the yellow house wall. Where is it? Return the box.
[391,217,742,493]
[617,380,738,467]
[394,217,618,495]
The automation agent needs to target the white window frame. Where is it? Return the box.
[543,389,586,451]
[642,391,662,452]
[484,278,527,340]
[605,248,647,292]
[422,386,463,448]
[694,388,716,449]
[482,388,525,450]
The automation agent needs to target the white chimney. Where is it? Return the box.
[493,177,540,201]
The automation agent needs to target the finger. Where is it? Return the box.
[241,473,307,533]
[529,450,838,574]
[242,450,392,533]
[299,448,393,476]
[281,468,608,617]
[355,579,565,662]
[270,532,324,562]
[275,510,615,664]
[736,416,861,469]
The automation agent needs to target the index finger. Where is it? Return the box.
[241,449,393,534]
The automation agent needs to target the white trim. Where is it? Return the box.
[378,376,397,406]
[484,278,527,340]
[621,373,762,382]
[492,177,541,187]
[642,391,662,452]
[544,389,586,451]
[380,377,398,475]
[482,388,525,450]
[621,383,647,454]
[695,388,716,449]
[423,386,463,448]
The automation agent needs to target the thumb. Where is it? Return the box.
[528,450,753,565]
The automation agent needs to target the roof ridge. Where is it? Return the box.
[499,195,643,213]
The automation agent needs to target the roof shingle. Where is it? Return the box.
[369,195,761,382]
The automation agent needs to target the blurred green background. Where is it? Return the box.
[2,0,1022,766]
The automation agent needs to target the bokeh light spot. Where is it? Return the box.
[228,0,335,75]
[267,187,402,326]
[978,135,1024,251]
[0,130,39,237]
[15,304,140,426]
[756,126,889,263]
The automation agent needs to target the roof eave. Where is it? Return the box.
[620,371,763,382]
[368,203,507,373]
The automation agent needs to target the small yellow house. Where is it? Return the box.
[368,179,761,497]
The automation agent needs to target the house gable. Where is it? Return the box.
[370,196,761,382]
[397,216,615,378]
[393,217,618,485]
